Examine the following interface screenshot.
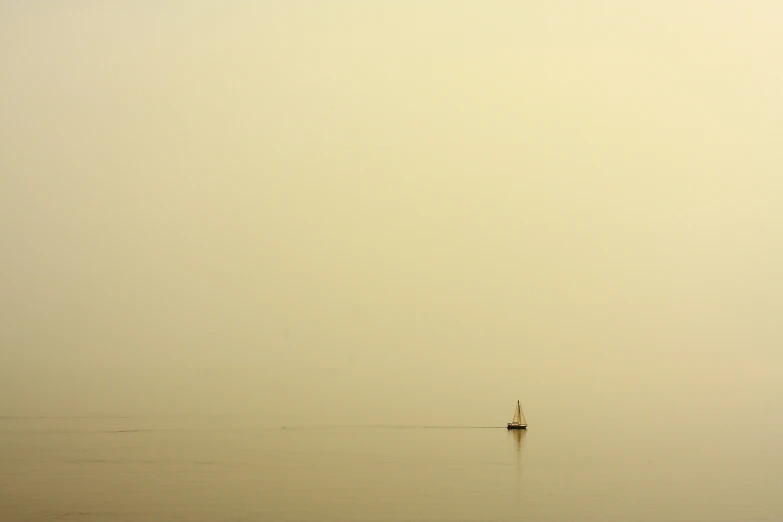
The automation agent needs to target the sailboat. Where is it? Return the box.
[507,400,527,430]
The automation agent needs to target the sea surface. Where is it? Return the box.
[1,414,781,522]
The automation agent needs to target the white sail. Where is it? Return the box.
[512,401,526,425]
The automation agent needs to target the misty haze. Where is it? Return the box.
[2,2,782,521]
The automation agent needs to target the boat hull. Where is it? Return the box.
[507,424,527,430]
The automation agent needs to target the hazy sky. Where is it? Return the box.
[2,1,782,425]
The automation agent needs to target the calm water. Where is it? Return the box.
[1,415,781,521]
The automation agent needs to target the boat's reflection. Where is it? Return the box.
[508,428,527,482]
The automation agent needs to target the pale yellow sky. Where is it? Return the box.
[1,2,782,425]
